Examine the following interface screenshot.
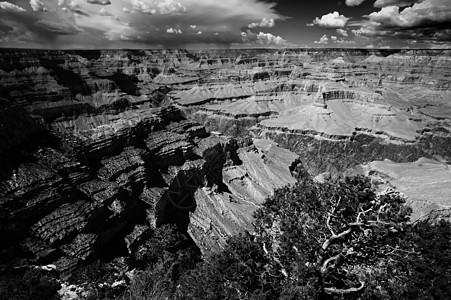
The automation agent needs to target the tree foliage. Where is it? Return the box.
[254,175,413,298]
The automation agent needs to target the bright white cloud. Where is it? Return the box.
[241,30,289,46]
[131,0,186,15]
[345,0,366,6]
[197,31,202,34]
[336,29,348,37]
[313,11,349,28]
[368,0,451,28]
[131,0,156,14]
[30,0,48,12]
[248,17,274,28]
[350,0,451,47]
[314,34,329,44]
[190,24,196,28]
[167,27,182,34]
[0,2,26,12]
[256,31,286,45]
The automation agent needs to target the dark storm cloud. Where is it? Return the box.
[0,0,83,43]
[99,0,289,48]
[0,0,293,48]
[373,0,421,8]
[87,0,111,5]
[35,19,84,35]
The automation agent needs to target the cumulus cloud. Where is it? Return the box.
[313,11,349,28]
[30,0,48,12]
[167,27,182,34]
[352,0,451,47]
[367,1,451,28]
[336,29,348,37]
[314,34,329,44]
[248,17,275,28]
[256,31,285,44]
[190,24,196,28]
[330,35,355,44]
[0,2,26,12]
[345,0,366,6]
[240,30,290,46]
[131,0,186,15]
[87,0,111,5]
[197,31,202,34]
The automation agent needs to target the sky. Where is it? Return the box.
[0,0,450,49]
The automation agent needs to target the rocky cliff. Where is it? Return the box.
[0,102,298,278]
[1,48,450,280]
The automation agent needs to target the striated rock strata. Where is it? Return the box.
[0,103,298,276]
[1,48,450,277]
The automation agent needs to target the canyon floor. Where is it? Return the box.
[0,48,450,284]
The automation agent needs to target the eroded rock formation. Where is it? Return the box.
[1,48,450,278]
[0,102,298,277]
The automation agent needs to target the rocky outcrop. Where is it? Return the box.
[0,101,299,276]
[188,138,299,252]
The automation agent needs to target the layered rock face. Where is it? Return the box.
[0,104,298,276]
[1,48,450,276]
[348,158,451,221]
[165,49,451,175]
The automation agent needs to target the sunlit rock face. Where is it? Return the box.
[0,48,450,275]
[168,49,451,175]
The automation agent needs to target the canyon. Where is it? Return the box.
[0,48,450,281]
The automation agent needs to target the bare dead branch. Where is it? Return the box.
[386,245,419,255]
[326,213,336,236]
[320,254,341,274]
[322,228,352,250]
[324,281,365,295]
